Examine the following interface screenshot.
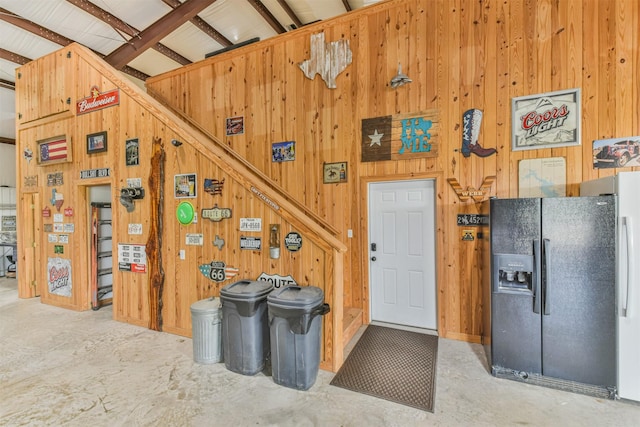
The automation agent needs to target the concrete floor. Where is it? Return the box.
[1,278,639,427]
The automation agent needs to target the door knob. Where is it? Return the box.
[371,256,377,261]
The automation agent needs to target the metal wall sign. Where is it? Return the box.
[186,233,204,245]
[201,205,232,222]
[204,178,225,196]
[240,217,262,232]
[257,272,297,289]
[76,86,120,115]
[447,176,495,203]
[1,216,16,231]
[80,168,111,179]
[284,232,302,252]
[47,257,72,297]
[118,243,147,273]
[240,236,262,250]
[47,172,63,186]
[199,261,239,282]
[456,214,489,226]
[213,235,225,250]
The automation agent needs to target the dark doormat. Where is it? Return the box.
[330,325,438,412]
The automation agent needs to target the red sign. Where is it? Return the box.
[76,86,120,115]
[42,207,51,218]
[64,207,74,217]
[131,263,147,273]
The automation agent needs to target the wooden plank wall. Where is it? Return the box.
[147,0,640,343]
[15,44,344,370]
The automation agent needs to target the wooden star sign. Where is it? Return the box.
[448,176,496,202]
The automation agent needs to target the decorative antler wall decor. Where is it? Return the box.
[299,32,352,89]
[448,176,496,202]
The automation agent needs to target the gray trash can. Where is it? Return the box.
[190,297,222,364]
[220,280,274,375]
[267,285,330,390]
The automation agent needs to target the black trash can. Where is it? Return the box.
[267,285,330,390]
[220,280,273,375]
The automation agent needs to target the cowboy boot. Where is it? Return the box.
[469,142,497,157]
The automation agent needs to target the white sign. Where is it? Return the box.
[53,213,64,223]
[240,217,262,232]
[127,177,142,188]
[53,224,64,233]
[117,243,147,273]
[48,234,58,243]
[128,223,143,235]
[63,223,75,233]
[47,257,72,297]
[257,272,297,289]
[58,234,69,244]
[186,233,204,246]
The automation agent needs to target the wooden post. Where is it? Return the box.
[147,137,165,331]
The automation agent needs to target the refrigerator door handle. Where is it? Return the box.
[623,216,634,318]
[543,238,551,315]
[533,239,541,314]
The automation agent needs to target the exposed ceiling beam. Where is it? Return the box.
[275,0,303,29]
[0,137,16,145]
[0,79,15,90]
[65,0,192,66]
[0,7,74,45]
[104,0,218,69]
[247,0,286,34]
[342,0,353,12]
[161,0,232,47]
[0,48,31,66]
[0,7,149,81]
[120,66,150,82]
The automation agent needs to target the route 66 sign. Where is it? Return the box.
[199,261,239,282]
[201,204,232,222]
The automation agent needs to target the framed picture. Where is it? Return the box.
[37,135,71,165]
[592,137,640,169]
[272,141,295,162]
[323,161,347,184]
[226,116,244,136]
[511,88,581,151]
[125,138,139,166]
[174,173,197,198]
[87,131,107,154]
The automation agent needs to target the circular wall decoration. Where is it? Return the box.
[284,231,302,252]
[176,201,195,225]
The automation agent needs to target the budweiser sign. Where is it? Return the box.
[76,86,120,115]
[512,88,580,151]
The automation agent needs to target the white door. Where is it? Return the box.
[369,179,437,330]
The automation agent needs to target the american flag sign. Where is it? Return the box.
[40,137,68,163]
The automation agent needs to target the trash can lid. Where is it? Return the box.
[220,280,273,300]
[267,285,324,309]
[190,296,221,313]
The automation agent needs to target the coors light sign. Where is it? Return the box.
[512,88,580,151]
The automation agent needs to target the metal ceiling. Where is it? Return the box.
[0,0,382,142]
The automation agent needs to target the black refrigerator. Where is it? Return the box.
[487,196,617,398]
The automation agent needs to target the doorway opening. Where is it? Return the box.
[88,186,112,310]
